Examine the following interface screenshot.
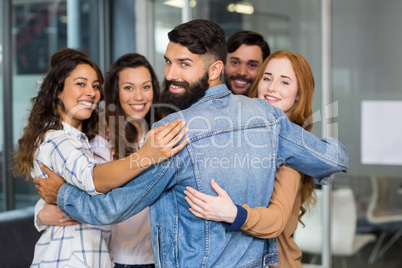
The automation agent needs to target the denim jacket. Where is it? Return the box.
[58,84,349,268]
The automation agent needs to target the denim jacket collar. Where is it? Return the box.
[194,84,231,105]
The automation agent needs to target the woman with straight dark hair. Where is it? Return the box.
[103,53,162,267]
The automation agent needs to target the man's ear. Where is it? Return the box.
[208,60,224,81]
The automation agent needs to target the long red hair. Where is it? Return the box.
[248,50,316,224]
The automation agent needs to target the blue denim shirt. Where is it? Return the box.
[58,84,349,268]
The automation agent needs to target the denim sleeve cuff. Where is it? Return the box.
[57,183,70,216]
[315,173,335,185]
[222,204,248,232]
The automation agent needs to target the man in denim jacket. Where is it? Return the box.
[37,19,349,267]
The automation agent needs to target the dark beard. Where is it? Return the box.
[158,73,210,116]
[225,74,254,95]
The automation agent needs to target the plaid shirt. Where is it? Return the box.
[31,122,112,268]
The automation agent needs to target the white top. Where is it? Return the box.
[91,135,154,265]
[32,122,113,268]
[34,133,154,266]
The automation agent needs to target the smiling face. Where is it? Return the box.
[163,42,208,94]
[257,57,299,114]
[159,42,210,115]
[58,64,101,130]
[225,44,263,95]
[118,67,154,120]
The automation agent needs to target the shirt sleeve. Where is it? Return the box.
[36,132,99,195]
[222,205,248,231]
[34,198,47,232]
[240,166,302,239]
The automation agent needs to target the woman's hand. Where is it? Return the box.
[184,179,238,224]
[38,203,79,226]
[93,119,189,193]
[137,118,189,167]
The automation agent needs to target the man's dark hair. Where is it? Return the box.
[168,19,227,64]
[227,31,270,60]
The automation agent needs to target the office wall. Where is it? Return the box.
[333,0,402,177]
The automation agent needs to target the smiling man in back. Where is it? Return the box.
[225,31,270,95]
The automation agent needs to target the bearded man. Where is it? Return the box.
[35,19,349,268]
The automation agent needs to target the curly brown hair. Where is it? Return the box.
[12,48,104,179]
[248,50,316,225]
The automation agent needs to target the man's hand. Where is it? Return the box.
[34,164,66,204]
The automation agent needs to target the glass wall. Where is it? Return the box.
[333,0,402,178]
[111,0,136,62]
[153,0,182,80]
[332,3,402,266]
